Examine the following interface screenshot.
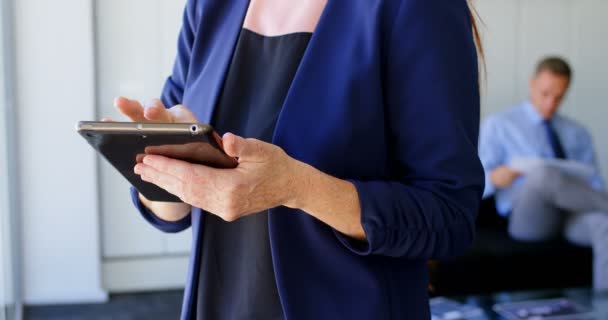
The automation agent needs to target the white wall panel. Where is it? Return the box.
[96,0,166,258]
[103,256,189,292]
[15,0,106,304]
[95,0,190,259]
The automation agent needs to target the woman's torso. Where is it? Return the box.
[173,1,478,319]
[195,1,325,319]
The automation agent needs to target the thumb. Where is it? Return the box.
[222,132,264,161]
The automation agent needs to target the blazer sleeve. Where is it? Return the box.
[129,0,198,233]
[130,187,192,233]
[160,0,198,107]
[335,0,485,260]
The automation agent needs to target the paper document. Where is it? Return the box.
[493,298,594,320]
[510,157,596,182]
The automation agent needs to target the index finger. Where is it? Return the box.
[114,96,147,122]
[143,99,173,122]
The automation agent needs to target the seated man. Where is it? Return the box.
[479,56,608,292]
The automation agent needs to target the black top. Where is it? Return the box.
[195,28,312,320]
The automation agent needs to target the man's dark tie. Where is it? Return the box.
[543,119,566,159]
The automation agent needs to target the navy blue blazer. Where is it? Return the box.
[130,0,484,319]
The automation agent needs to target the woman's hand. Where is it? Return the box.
[134,131,366,240]
[120,98,365,240]
[134,132,301,221]
[110,96,197,124]
[110,96,194,222]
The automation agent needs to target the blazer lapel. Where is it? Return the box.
[197,0,250,125]
[271,0,339,148]
[196,0,338,139]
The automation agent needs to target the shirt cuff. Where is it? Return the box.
[482,172,495,199]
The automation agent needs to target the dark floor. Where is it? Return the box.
[24,290,183,320]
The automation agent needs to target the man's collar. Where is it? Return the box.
[523,101,546,124]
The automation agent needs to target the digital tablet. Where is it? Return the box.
[77,121,238,202]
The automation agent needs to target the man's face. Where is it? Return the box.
[529,70,570,120]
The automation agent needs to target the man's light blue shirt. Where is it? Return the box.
[479,101,604,215]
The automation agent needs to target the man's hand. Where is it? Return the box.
[490,165,522,189]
